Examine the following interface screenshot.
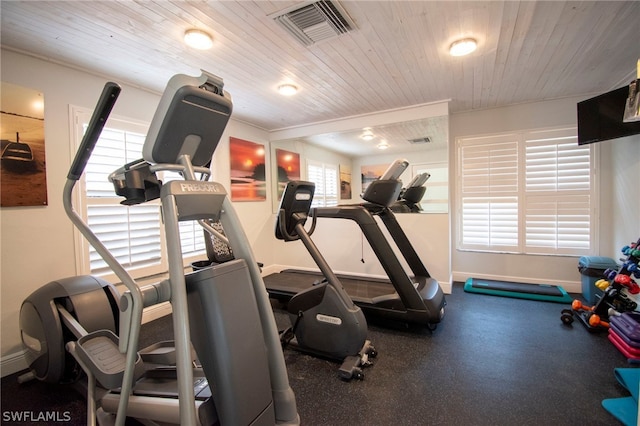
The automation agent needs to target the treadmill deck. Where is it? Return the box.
[263,269,398,304]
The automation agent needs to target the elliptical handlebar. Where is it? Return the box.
[68,82,121,181]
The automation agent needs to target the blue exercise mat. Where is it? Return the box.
[602,368,640,426]
[615,368,640,401]
[463,278,573,303]
[602,397,637,426]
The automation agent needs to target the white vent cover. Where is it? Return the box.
[272,1,356,46]
[408,137,431,144]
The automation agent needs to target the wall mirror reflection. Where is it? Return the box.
[270,114,449,214]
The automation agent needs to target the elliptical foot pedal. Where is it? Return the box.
[339,356,364,380]
[338,340,376,381]
[72,330,143,389]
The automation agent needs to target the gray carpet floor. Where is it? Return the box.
[1,282,635,425]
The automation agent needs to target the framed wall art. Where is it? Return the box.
[340,163,352,200]
[229,136,266,201]
[275,148,300,200]
[360,163,388,192]
[1,82,48,207]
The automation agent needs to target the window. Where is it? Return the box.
[457,127,596,256]
[307,160,339,207]
[410,162,448,213]
[163,171,208,256]
[72,107,205,279]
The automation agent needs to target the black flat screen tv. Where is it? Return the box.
[577,86,640,145]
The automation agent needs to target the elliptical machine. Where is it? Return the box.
[19,72,300,425]
[276,181,376,380]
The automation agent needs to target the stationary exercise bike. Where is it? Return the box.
[19,72,300,425]
[276,181,376,380]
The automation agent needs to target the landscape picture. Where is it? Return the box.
[340,164,352,200]
[275,148,300,200]
[229,137,266,201]
[1,82,48,207]
[360,163,388,192]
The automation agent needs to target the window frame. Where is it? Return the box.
[456,126,598,256]
[306,159,339,207]
[70,106,206,281]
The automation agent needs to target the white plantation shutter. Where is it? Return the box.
[458,128,595,255]
[87,203,162,273]
[523,129,592,254]
[162,171,207,256]
[525,135,590,192]
[459,135,519,251]
[83,125,163,275]
[461,196,519,249]
[74,108,206,278]
[524,195,591,253]
[307,160,338,207]
[324,163,338,206]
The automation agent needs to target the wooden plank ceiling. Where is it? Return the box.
[1,1,639,156]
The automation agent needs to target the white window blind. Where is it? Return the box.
[459,134,519,251]
[523,129,592,254]
[83,126,163,276]
[307,161,339,207]
[457,128,595,255]
[162,171,208,256]
[74,108,206,278]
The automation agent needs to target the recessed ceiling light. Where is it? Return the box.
[361,130,374,141]
[449,38,477,57]
[184,29,213,50]
[377,141,389,150]
[278,84,298,96]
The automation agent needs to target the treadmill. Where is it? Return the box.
[390,172,430,213]
[264,160,446,328]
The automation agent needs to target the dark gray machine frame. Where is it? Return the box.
[275,181,375,380]
[20,72,299,425]
[264,160,445,327]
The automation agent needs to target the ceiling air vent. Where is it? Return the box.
[408,137,432,144]
[272,1,356,46]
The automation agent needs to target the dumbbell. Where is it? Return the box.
[624,261,638,274]
[588,313,609,328]
[572,299,593,312]
[604,268,618,281]
[595,279,610,291]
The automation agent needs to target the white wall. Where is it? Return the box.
[449,96,640,290]
[605,135,640,254]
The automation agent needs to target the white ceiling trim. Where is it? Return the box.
[270,99,450,141]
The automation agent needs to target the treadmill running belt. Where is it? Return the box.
[264,270,397,302]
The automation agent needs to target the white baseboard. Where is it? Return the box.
[1,349,29,378]
[141,301,172,324]
[452,271,581,293]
